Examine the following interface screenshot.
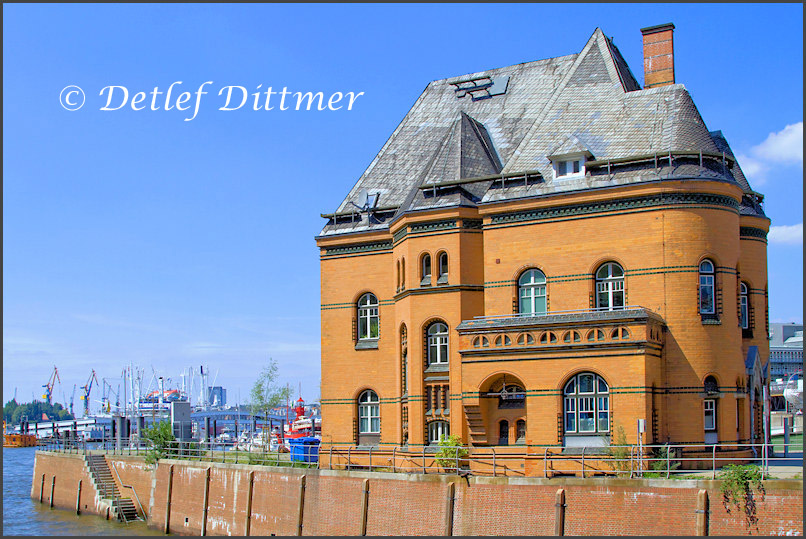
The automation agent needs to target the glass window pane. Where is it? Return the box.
[558,161,567,176]
[598,411,609,432]
[535,295,546,314]
[565,379,575,395]
[598,378,608,393]
[578,375,594,393]
[573,160,580,173]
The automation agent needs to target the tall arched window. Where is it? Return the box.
[400,325,408,395]
[498,420,510,445]
[427,322,449,366]
[420,254,432,286]
[518,269,547,315]
[699,259,716,315]
[516,419,526,444]
[401,258,406,290]
[428,420,449,444]
[358,390,380,434]
[739,282,749,330]
[396,260,401,292]
[357,293,379,340]
[595,263,624,310]
[563,373,609,434]
[437,252,449,284]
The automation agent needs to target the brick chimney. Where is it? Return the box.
[641,23,675,89]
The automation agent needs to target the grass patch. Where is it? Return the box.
[771,433,803,453]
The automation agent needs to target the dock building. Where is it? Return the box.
[316,24,770,460]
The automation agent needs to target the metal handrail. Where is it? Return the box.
[109,461,145,520]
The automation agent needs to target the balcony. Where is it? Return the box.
[456,306,665,355]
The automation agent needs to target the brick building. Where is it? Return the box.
[316,24,770,459]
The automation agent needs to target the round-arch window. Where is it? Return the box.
[563,373,609,434]
[595,263,624,310]
[740,282,749,329]
[357,293,379,340]
[358,390,380,433]
[699,260,716,315]
[518,269,547,315]
[427,323,449,365]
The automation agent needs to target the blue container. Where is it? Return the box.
[289,437,320,463]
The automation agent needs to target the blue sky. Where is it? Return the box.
[3,4,803,411]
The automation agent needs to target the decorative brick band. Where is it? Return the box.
[323,240,394,257]
[392,227,408,244]
[489,192,739,226]
[410,220,457,233]
[739,226,768,240]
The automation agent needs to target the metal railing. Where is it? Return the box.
[38,437,802,479]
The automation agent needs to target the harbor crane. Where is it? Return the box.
[41,365,60,405]
[79,370,99,417]
[69,384,77,417]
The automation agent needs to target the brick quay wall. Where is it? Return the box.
[31,451,803,536]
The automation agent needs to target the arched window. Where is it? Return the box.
[396,260,401,292]
[587,329,605,342]
[400,325,408,395]
[516,419,526,444]
[427,322,449,365]
[401,258,406,290]
[358,390,380,434]
[699,259,716,315]
[357,293,379,340]
[437,252,449,284]
[563,373,609,434]
[740,282,749,330]
[421,254,432,286]
[498,420,509,445]
[428,420,449,444]
[595,263,624,310]
[518,269,547,315]
[704,375,718,395]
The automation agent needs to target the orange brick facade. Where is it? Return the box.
[318,178,770,455]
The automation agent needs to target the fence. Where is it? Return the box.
[38,437,802,479]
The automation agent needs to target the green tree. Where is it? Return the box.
[142,421,176,466]
[250,359,293,423]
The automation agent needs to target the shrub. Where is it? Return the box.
[718,464,766,531]
[607,424,630,476]
[435,434,468,472]
[142,421,175,466]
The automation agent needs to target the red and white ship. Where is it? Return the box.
[283,397,321,448]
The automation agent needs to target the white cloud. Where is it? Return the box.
[768,223,803,245]
[735,153,768,186]
[751,122,803,165]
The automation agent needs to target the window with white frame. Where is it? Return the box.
[518,269,547,315]
[595,262,624,310]
[428,420,449,444]
[358,390,380,434]
[554,156,586,179]
[703,399,716,431]
[357,293,379,340]
[427,322,449,365]
[564,373,609,434]
[699,260,716,315]
[740,282,749,329]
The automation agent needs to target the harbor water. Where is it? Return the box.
[2,447,162,536]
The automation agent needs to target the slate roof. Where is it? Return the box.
[320,28,764,237]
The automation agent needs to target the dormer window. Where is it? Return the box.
[554,156,585,179]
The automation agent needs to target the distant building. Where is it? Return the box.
[207,386,227,408]
[769,323,803,378]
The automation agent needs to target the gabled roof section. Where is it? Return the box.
[320,27,759,237]
[547,134,595,160]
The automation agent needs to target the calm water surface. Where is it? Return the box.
[3,447,162,536]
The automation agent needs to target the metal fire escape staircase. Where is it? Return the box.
[84,454,141,523]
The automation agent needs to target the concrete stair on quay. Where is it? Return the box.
[83,454,141,523]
